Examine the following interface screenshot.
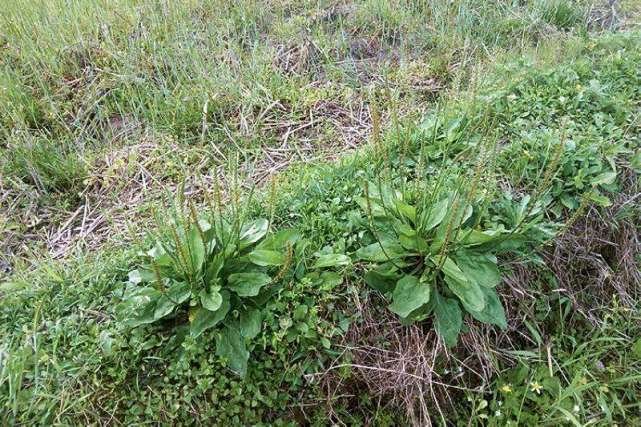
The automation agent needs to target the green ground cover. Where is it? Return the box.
[1,1,640,425]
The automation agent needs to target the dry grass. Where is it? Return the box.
[588,0,641,31]
[0,134,177,270]
[545,169,640,320]
[0,96,377,274]
[311,287,537,426]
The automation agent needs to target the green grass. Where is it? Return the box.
[0,0,599,268]
[2,0,641,425]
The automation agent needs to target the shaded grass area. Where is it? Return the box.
[0,0,603,272]
[1,29,640,425]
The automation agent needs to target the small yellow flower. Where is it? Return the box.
[530,381,543,394]
[499,384,512,393]
[579,377,588,385]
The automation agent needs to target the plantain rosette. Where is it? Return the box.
[356,181,547,346]
[117,217,300,377]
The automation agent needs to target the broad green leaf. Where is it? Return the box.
[589,190,612,207]
[491,234,531,252]
[293,304,308,321]
[128,269,154,284]
[154,281,191,319]
[257,228,300,250]
[356,240,409,262]
[560,193,579,210]
[199,285,223,312]
[204,254,224,284]
[131,305,157,327]
[436,256,486,312]
[154,294,177,320]
[167,281,191,304]
[437,256,467,284]
[591,171,617,186]
[319,271,344,290]
[431,204,473,253]
[446,117,462,142]
[364,266,399,293]
[516,195,531,223]
[99,330,114,355]
[147,243,173,266]
[399,235,428,252]
[388,275,431,318]
[127,288,161,327]
[443,273,486,312]
[356,197,386,217]
[437,198,473,232]
[129,300,158,327]
[227,272,272,297]
[187,225,206,272]
[398,299,434,325]
[419,197,449,232]
[396,201,416,223]
[453,251,501,288]
[216,324,249,377]
[393,221,416,237]
[248,249,285,266]
[459,229,502,247]
[312,253,351,269]
[190,292,230,338]
[198,219,212,234]
[366,182,402,207]
[239,219,269,249]
[240,308,262,339]
[434,292,462,347]
[463,287,507,329]
[631,150,641,173]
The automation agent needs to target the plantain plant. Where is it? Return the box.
[116,182,299,376]
[356,175,550,346]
